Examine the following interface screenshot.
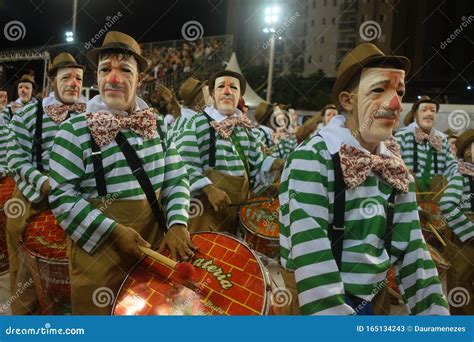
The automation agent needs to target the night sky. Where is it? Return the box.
[0,0,228,49]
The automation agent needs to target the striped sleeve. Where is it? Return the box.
[7,104,48,203]
[391,179,450,315]
[246,127,275,190]
[49,120,117,254]
[0,117,11,175]
[439,174,474,242]
[157,116,190,228]
[279,140,355,315]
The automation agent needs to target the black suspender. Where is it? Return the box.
[89,118,168,234]
[202,111,217,167]
[470,176,474,212]
[33,99,44,172]
[259,127,271,147]
[329,152,396,270]
[413,140,438,174]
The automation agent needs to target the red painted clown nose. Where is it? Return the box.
[388,95,402,111]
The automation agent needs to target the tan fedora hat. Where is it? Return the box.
[16,74,37,90]
[254,101,274,125]
[332,43,410,107]
[178,78,207,106]
[455,129,474,159]
[47,52,85,77]
[87,31,148,72]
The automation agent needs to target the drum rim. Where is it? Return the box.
[238,197,280,240]
[112,231,273,316]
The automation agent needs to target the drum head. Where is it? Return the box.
[23,210,67,261]
[239,197,279,240]
[113,232,270,315]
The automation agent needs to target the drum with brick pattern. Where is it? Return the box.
[113,232,273,315]
[0,177,15,274]
[22,210,70,315]
[239,197,280,258]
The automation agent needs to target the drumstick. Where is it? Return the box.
[425,222,446,247]
[229,198,274,207]
[139,246,195,280]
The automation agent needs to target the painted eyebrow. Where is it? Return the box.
[369,79,405,88]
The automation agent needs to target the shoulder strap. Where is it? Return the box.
[90,137,108,197]
[413,140,418,173]
[229,131,250,179]
[433,150,438,174]
[8,107,13,120]
[470,176,474,212]
[33,99,44,172]
[330,150,396,270]
[115,132,168,234]
[259,127,271,147]
[202,112,216,168]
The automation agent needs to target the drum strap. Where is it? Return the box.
[89,126,168,234]
[470,176,474,212]
[259,127,271,147]
[202,111,216,167]
[8,106,13,120]
[329,152,396,270]
[413,140,438,174]
[33,99,45,172]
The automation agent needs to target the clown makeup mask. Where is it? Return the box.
[324,108,338,125]
[55,67,83,104]
[344,67,405,145]
[18,82,33,104]
[464,142,474,164]
[213,76,240,116]
[98,53,142,113]
[416,102,437,133]
[0,90,7,110]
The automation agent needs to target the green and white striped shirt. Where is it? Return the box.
[175,106,275,193]
[439,164,474,242]
[0,112,11,175]
[166,107,197,148]
[49,96,190,254]
[280,115,449,315]
[395,123,459,180]
[7,95,86,203]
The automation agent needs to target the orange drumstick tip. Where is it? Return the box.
[176,262,195,280]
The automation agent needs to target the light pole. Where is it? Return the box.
[263,5,280,103]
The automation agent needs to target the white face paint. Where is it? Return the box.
[324,109,338,125]
[18,82,33,103]
[415,102,437,132]
[0,91,7,109]
[213,76,240,116]
[55,67,83,104]
[98,54,140,112]
[356,67,405,143]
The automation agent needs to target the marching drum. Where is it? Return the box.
[113,232,273,315]
[0,177,15,274]
[239,197,280,258]
[22,210,70,315]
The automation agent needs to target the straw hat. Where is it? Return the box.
[455,129,474,159]
[47,52,85,77]
[178,78,207,106]
[87,31,148,72]
[332,43,410,107]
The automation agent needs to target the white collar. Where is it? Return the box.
[180,107,197,120]
[15,98,36,106]
[204,105,243,123]
[405,121,443,137]
[86,94,149,116]
[42,92,86,108]
[318,114,393,157]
